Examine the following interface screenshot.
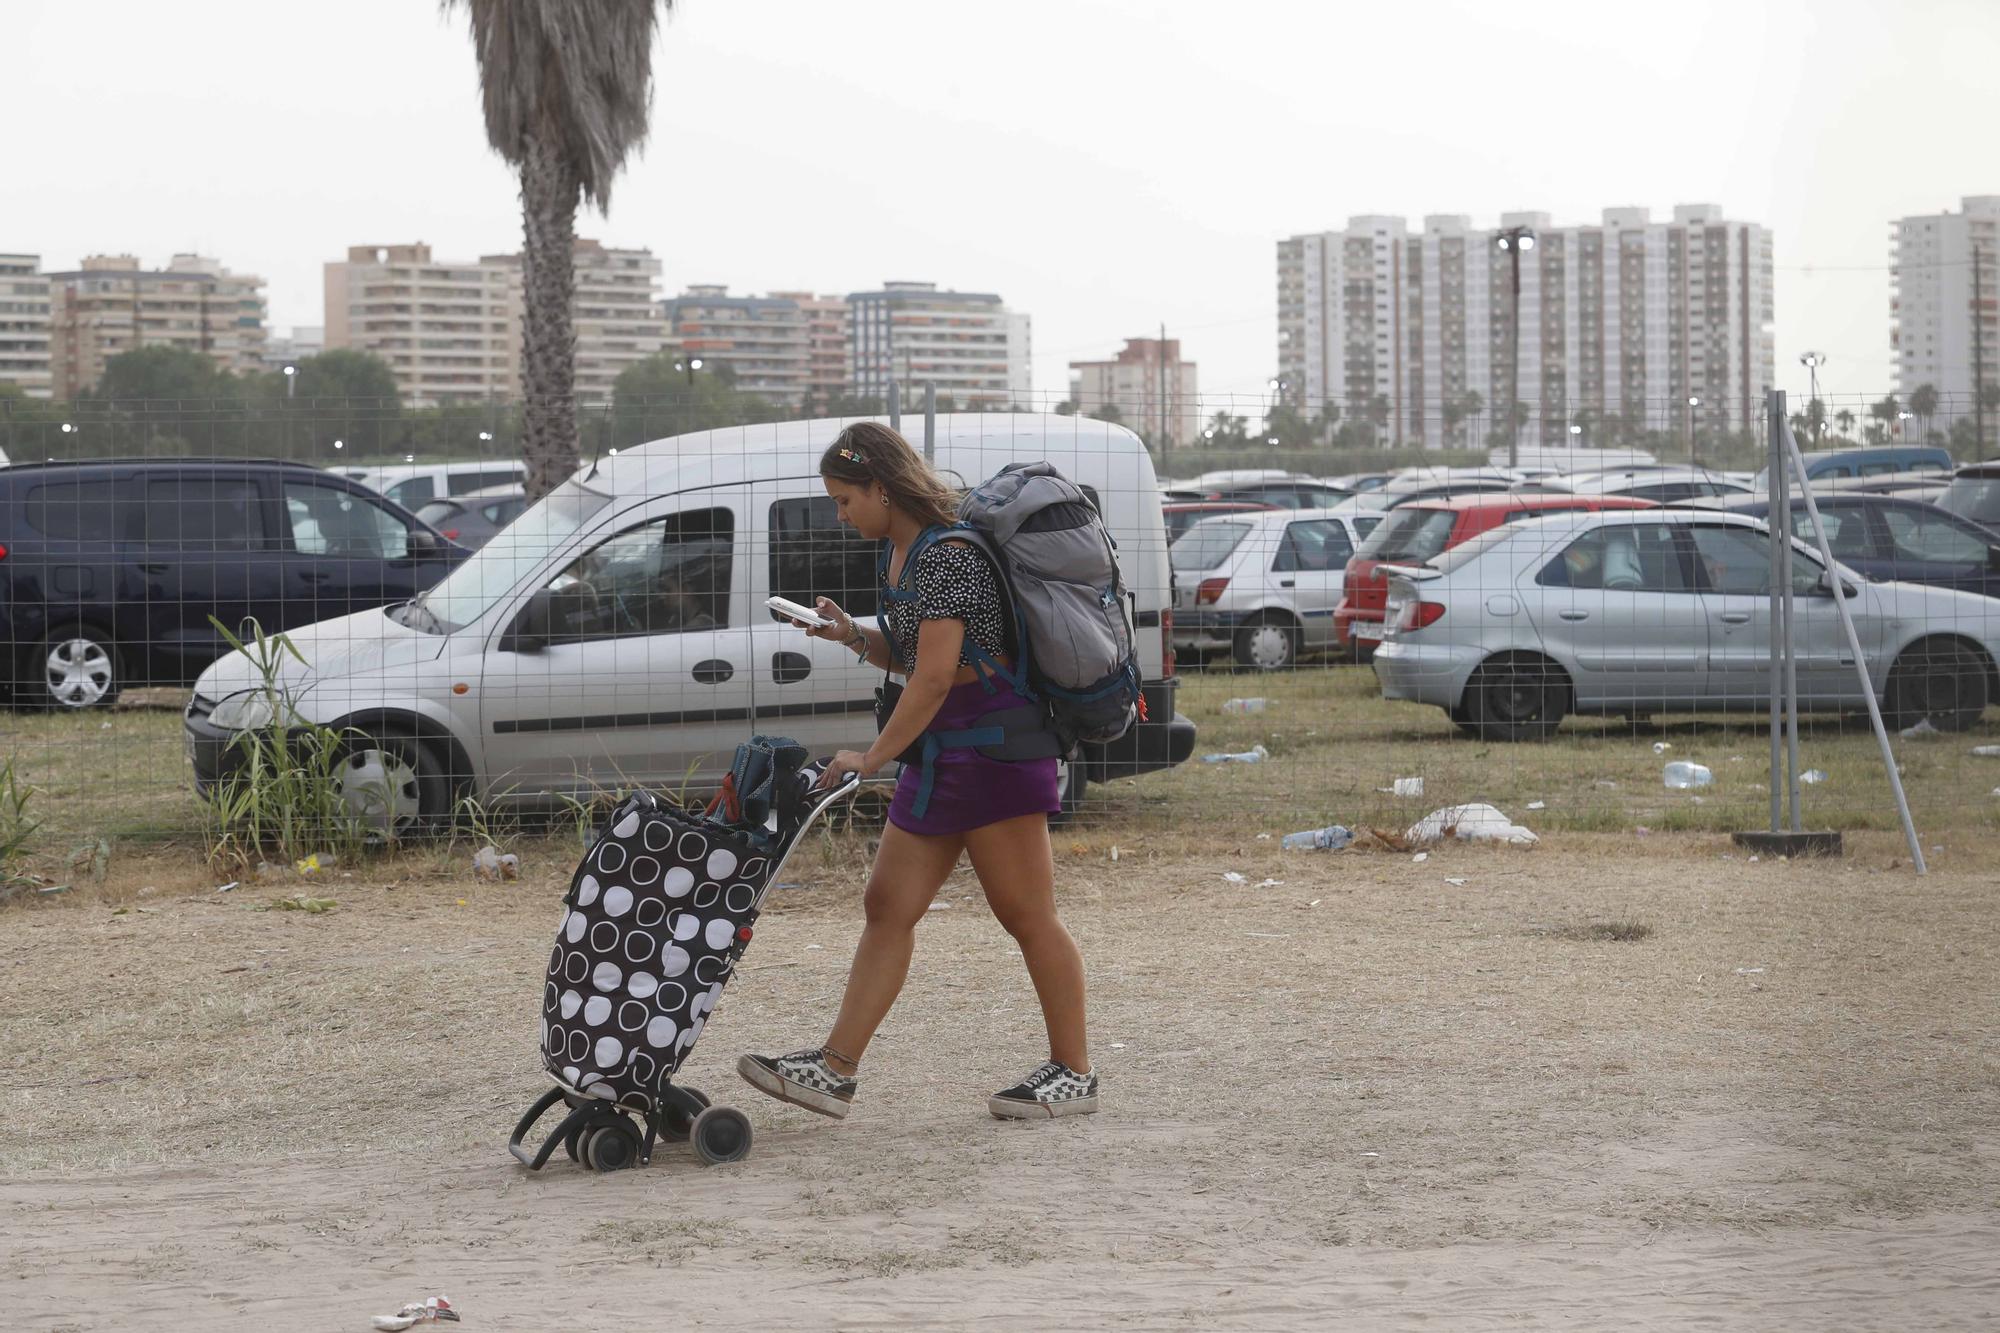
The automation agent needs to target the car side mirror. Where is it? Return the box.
[1814,569,1858,599]
[407,527,444,555]
[500,587,554,654]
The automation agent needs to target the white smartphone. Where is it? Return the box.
[766,595,833,628]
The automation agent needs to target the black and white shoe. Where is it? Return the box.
[737,1047,857,1120]
[988,1060,1099,1119]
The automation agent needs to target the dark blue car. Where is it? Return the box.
[1,458,466,709]
[1712,493,2000,599]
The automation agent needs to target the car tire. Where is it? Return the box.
[334,726,452,842]
[1886,639,1991,733]
[1232,615,1298,672]
[26,625,124,712]
[1462,656,1569,742]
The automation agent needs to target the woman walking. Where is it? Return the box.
[738,423,1097,1121]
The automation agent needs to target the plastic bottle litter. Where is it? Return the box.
[1653,742,1673,754]
[1663,761,1713,789]
[1973,745,2000,757]
[1221,697,1269,715]
[1202,744,1269,764]
[472,845,520,881]
[1800,769,1827,785]
[1405,803,1538,846]
[1392,777,1425,798]
[371,1296,459,1330]
[1900,718,1940,739]
[1281,824,1355,852]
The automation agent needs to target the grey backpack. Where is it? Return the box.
[948,461,1144,748]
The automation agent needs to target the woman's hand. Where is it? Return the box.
[792,596,854,644]
[816,749,880,789]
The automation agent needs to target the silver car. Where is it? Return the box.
[1372,509,2000,740]
[1171,507,1381,669]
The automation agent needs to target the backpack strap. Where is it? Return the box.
[904,706,1065,820]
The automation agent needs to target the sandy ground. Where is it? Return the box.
[3,831,1997,1330]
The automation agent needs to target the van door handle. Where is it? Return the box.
[692,659,733,685]
[1720,611,1751,624]
[772,652,811,685]
[1558,610,1589,622]
[1278,579,1295,588]
[138,562,169,574]
[297,571,333,584]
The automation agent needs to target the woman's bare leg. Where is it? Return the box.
[963,812,1088,1073]
[822,821,964,1073]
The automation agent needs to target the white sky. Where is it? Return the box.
[9,0,1994,408]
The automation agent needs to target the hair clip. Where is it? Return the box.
[836,447,869,466]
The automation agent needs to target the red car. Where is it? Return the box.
[1334,493,1658,654]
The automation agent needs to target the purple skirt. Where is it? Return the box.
[887,680,1061,836]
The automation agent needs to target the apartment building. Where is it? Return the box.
[326,239,661,404]
[848,281,1031,409]
[46,253,268,398]
[1068,337,1199,445]
[1278,205,1774,449]
[262,325,324,370]
[0,255,52,399]
[325,244,519,403]
[663,286,813,402]
[1892,195,2000,447]
[771,291,852,406]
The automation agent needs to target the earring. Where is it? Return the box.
[880,494,889,506]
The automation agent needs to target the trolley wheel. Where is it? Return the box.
[586,1117,643,1172]
[690,1105,753,1165]
[661,1087,711,1143]
[563,1125,584,1162]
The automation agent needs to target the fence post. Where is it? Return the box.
[1767,390,1785,833]
[923,382,936,462]
[888,380,900,433]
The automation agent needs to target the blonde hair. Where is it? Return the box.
[819,422,958,528]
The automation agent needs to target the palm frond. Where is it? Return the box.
[445,0,670,211]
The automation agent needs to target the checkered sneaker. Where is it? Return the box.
[989,1060,1099,1120]
[737,1047,858,1120]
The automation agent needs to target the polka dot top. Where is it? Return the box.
[885,539,1010,672]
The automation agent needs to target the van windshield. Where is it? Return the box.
[414,479,613,632]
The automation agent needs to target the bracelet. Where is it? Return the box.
[844,625,868,659]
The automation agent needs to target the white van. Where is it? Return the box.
[350,460,528,509]
[186,415,1195,835]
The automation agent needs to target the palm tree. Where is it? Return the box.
[445,0,673,500]
[1910,383,1939,443]
[1833,408,1856,440]
[1869,395,1899,440]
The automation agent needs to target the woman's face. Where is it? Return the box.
[825,475,889,540]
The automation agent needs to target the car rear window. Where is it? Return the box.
[1355,506,1459,563]
[1939,476,2000,526]
[1170,520,1251,572]
[1430,525,1515,576]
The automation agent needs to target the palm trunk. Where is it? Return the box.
[519,128,581,502]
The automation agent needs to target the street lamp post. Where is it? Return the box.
[1798,352,1826,445]
[1495,227,1537,469]
[283,364,296,400]
[1687,395,1701,468]
[1897,409,1914,442]
[673,357,704,387]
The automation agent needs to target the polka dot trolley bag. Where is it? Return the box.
[508,737,860,1172]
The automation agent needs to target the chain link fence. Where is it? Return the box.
[2,389,1996,865]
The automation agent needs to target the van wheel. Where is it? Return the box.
[1462,656,1569,742]
[30,626,123,711]
[1233,616,1298,671]
[335,727,450,842]
[1886,640,1991,733]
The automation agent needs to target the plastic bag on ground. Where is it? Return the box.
[1404,803,1537,847]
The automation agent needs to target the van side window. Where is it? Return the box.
[141,476,267,549]
[285,483,412,559]
[24,481,126,543]
[544,507,733,642]
[769,497,880,621]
